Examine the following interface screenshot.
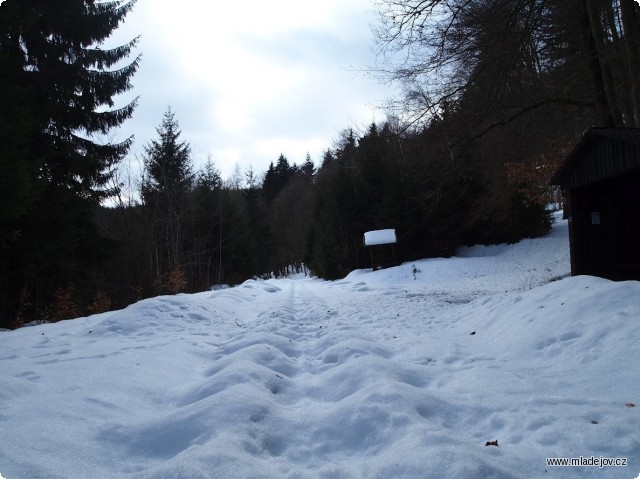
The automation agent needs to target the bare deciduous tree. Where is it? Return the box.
[372,0,640,129]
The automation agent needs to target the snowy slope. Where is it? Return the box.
[1,215,639,479]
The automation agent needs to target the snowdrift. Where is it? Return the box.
[0,216,638,479]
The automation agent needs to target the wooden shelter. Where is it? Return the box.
[551,128,640,280]
[363,229,399,270]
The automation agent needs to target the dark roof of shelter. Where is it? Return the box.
[551,127,640,188]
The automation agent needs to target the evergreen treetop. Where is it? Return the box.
[1,0,140,203]
[142,107,194,198]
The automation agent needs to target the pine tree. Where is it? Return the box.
[301,153,315,184]
[0,0,139,326]
[241,166,274,277]
[262,153,292,204]
[1,0,139,205]
[141,108,194,283]
[306,130,370,279]
[142,108,194,200]
[196,157,223,192]
[262,161,278,204]
[192,158,227,288]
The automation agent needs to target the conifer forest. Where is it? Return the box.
[1,0,639,328]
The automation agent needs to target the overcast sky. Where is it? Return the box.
[106,0,396,181]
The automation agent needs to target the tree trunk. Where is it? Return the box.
[621,0,640,126]
[587,0,625,125]
[579,0,616,126]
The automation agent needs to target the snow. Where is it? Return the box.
[363,229,397,246]
[1,213,639,479]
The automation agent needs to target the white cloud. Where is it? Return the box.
[109,0,392,179]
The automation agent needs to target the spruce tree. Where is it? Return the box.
[262,161,278,204]
[0,0,139,326]
[141,108,194,283]
[142,108,193,199]
[301,153,315,184]
[192,158,225,288]
[241,166,274,277]
[262,153,292,204]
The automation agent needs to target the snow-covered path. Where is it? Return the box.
[1,216,639,479]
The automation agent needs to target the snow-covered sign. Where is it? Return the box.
[363,229,397,246]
